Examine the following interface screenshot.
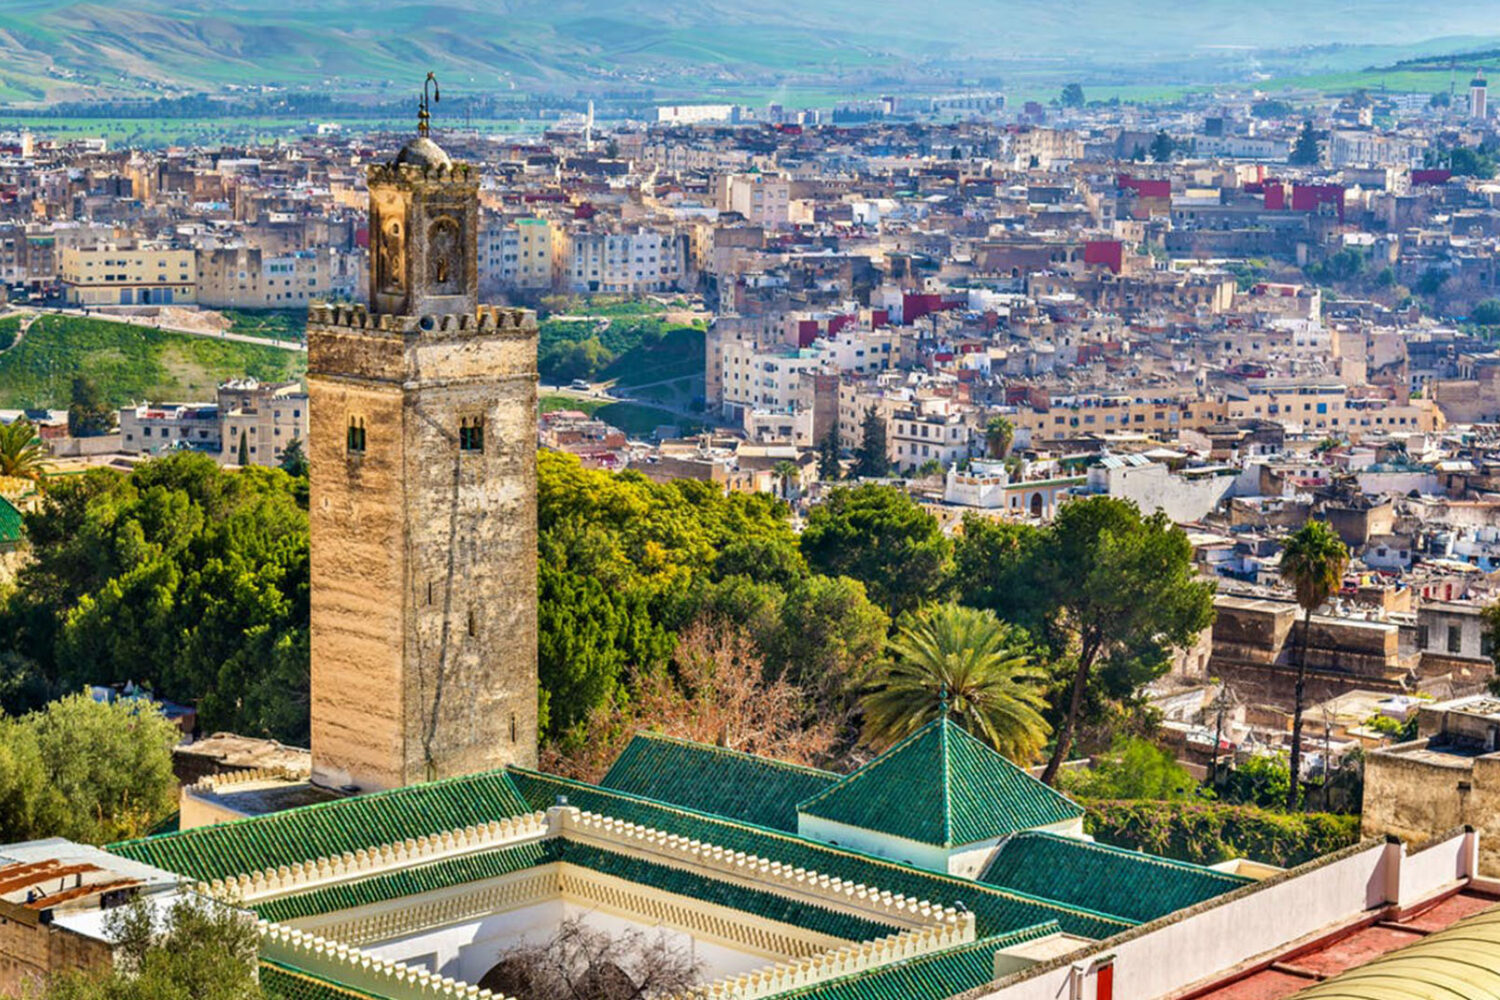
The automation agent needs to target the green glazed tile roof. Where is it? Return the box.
[508,767,1132,942]
[0,495,22,545]
[253,840,555,923]
[108,770,532,882]
[600,732,838,832]
[254,837,899,942]
[769,922,1062,1000]
[557,841,902,942]
[978,831,1250,924]
[260,961,396,1000]
[796,718,1084,848]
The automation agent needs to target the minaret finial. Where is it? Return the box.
[418,71,440,137]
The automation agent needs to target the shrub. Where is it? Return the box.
[1085,800,1361,868]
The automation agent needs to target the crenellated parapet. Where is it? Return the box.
[210,812,550,903]
[307,303,535,337]
[367,161,477,187]
[553,808,973,933]
[258,921,509,1000]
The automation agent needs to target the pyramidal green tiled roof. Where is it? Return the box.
[796,718,1084,848]
[108,769,532,882]
[600,732,838,832]
[978,830,1251,924]
[508,767,1132,942]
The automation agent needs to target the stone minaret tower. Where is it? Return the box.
[306,101,539,792]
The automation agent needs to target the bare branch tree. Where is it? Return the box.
[479,917,703,1000]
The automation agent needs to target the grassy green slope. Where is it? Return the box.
[0,314,306,409]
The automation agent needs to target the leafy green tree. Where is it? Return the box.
[1448,145,1496,179]
[853,407,890,478]
[0,694,179,845]
[861,604,1050,762]
[800,485,952,616]
[278,437,308,477]
[1150,130,1174,163]
[765,574,889,715]
[0,454,310,742]
[1289,121,1320,166]
[816,424,841,481]
[1473,299,1500,326]
[953,515,1043,618]
[1279,520,1349,809]
[1060,736,1196,800]
[68,375,114,437]
[1034,498,1217,785]
[0,418,47,481]
[983,416,1014,460]
[43,893,262,1000]
[1060,83,1085,108]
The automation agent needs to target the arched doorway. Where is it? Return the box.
[1030,493,1044,518]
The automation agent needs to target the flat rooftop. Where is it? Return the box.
[1184,888,1498,1000]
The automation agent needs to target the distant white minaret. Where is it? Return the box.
[1471,70,1488,122]
[586,100,595,152]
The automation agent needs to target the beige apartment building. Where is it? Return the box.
[60,245,195,306]
[217,379,309,466]
[197,246,330,309]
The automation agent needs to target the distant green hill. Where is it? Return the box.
[0,314,305,409]
[0,1,1497,104]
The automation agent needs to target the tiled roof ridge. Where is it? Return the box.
[563,807,971,930]
[1004,830,1253,883]
[626,730,841,779]
[206,811,549,902]
[940,717,954,847]
[258,921,508,1000]
[109,767,523,855]
[510,768,1136,930]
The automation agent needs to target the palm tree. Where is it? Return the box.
[861,603,1051,763]
[0,419,46,483]
[772,460,799,500]
[1279,520,1349,810]
[984,416,1014,460]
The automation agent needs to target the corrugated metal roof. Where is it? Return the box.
[1291,902,1500,999]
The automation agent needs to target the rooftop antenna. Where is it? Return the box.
[418,71,440,137]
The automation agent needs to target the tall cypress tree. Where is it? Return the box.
[237,430,249,466]
[854,406,890,478]
[817,424,841,481]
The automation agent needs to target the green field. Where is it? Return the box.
[0,314,306,409]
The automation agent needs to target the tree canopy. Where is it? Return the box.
[800,484,952,616]
[0,693,180,845]
[42,893,262,1000]
[0,452,310,742]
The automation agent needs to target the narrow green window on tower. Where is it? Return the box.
[459,416,484,453]
[347,417,366,454]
